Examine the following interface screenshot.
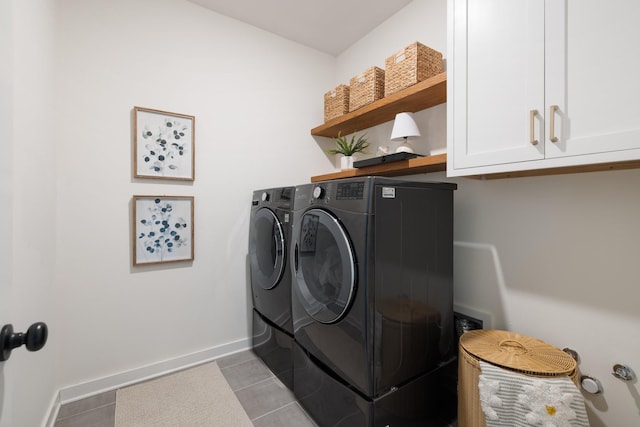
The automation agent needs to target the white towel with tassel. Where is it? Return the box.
[478,360,590,427]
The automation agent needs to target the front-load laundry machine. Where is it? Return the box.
[290,177,458,426]
[249,186,294,388]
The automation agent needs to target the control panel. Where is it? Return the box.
[336,181,365,200]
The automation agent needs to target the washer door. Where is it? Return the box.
[250,208,285,290]
[293,209,356,324]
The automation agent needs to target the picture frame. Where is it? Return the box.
[133,195,194,266]
[133,106,195,181]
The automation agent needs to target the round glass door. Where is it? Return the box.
[293,209,356,324]
[249,208,285,290]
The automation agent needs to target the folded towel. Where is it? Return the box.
[478,360,590,427]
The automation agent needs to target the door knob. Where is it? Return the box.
[0,322,48,362]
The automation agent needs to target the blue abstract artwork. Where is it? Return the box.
[134,107,195,181]
[133,196,194,265]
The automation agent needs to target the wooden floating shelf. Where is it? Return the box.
[311,154,447,182]
[311,72,447,138]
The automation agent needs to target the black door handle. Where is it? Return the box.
[0,322,48,362]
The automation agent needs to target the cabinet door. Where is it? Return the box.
[545,0,640,160]
[448,0,545,173]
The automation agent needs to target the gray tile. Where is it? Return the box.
[221,358,273,391]
[57,391,116,420]
[217,349,258,369]
[54,403,115,427]
[252,402,318,427]
[235,377,296,420]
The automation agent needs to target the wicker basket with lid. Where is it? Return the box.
[458,329,577,427]
[348,66,385,112]
[384,41,443,96]
[323,84,350,122]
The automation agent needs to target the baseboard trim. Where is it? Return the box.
[45,338,250,426]
[43,392,61,427]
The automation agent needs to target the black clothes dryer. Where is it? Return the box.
[290,177,458,426]
[249,186,294,389]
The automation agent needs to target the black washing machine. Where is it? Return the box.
[249,186,294,389]
[290,177,458,426]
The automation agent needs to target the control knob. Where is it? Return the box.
[312,186,324,199]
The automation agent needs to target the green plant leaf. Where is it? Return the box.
[326,132,370,156]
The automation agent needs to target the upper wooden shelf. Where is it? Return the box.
[311,72,447,138]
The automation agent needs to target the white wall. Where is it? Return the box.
[1,1,59,426]
[448,169,640,427]
[7,0,638,426]
[337,1,640,426]
[53,0,333,401]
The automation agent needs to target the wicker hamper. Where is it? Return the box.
[384,41,443,97]
[324,84,350,123]
[458,330,578,427]
[349,66,385,112]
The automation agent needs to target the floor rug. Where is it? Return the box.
[115,361,253,426]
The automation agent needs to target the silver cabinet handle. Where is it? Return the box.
[550,105,559,142]
[530,110,539,145]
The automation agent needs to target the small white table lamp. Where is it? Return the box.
[390,112,421,153]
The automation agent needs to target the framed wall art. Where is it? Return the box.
[133,195,194,266]
[133,106,195,180]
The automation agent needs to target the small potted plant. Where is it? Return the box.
[327,132,370,170]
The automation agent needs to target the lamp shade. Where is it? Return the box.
[390,112,421,141]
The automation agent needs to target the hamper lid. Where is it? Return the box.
[459,329,576,376]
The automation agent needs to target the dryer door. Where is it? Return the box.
[292,208,356,324]
[249,208,285,290]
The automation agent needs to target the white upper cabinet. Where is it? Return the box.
[447,0,640,177]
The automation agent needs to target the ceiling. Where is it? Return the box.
[187,0,413,56]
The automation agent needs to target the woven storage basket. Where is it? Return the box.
[458,330,578,427]
[324,84,350,123]
[384,41,443,97]
[349,66,385,112]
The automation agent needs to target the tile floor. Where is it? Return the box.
[53,349,317,427]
